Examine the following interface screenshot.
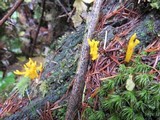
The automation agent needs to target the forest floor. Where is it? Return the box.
[0,0,160,120]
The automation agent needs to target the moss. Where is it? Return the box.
[145,19,155,33]
[83,53,160,119]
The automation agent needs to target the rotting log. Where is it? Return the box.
[4,26,85,120]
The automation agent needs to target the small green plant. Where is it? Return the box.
[0,71,15,92]
[0,71,16,101]
[39,81,49,97]
[52,104,67,120]
[149,0,160,9]
[83,56,160,120]
[13,76,30,96]
[13,58,44,96]
[82,107,105,120]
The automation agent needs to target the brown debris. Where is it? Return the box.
[0,92,29,118]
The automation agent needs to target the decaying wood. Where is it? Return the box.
[65,0,104,120]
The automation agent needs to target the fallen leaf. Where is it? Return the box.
[73,0,87,12]
[83,0,94,4]
[126,74,135,91]
[71,12,83,27]
[72,0,94,27]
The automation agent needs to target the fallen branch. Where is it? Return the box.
[65,0,104,120]
[0,0,24,26]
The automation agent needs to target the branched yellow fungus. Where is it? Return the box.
[88,39,99,60]
[14,58,43,80]
[125,33,140,62]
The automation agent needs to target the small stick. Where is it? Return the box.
[30,0,46,56]
[0,0,24,26]
[103,30,108,50]
[65,0,104,120]
[56,0,69,16]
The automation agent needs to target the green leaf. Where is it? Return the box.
[6,72,15,78]
[0,71,3,79]
[0,72,15,92]
[9,38,22,53]
[150,2,160,9]
[0,2,8,10]
[3,76,15,84]
[11,11,19,20]
[34,5,42,19]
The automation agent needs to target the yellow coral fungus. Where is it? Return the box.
[88,39,99,60]
[14,58,43,80]
[125,33,140,62]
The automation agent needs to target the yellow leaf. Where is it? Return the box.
[71,12,83,27]
[73,0,87,12]
[126,75,135,91]
[72,0,94,27]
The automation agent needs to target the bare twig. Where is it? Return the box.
[30,0,46,56]
[65,0,104,120]
[56,0,69,16]
[0,0,24,26]
[103,30,108,49]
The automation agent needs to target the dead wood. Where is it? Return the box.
[65,0,104,120]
